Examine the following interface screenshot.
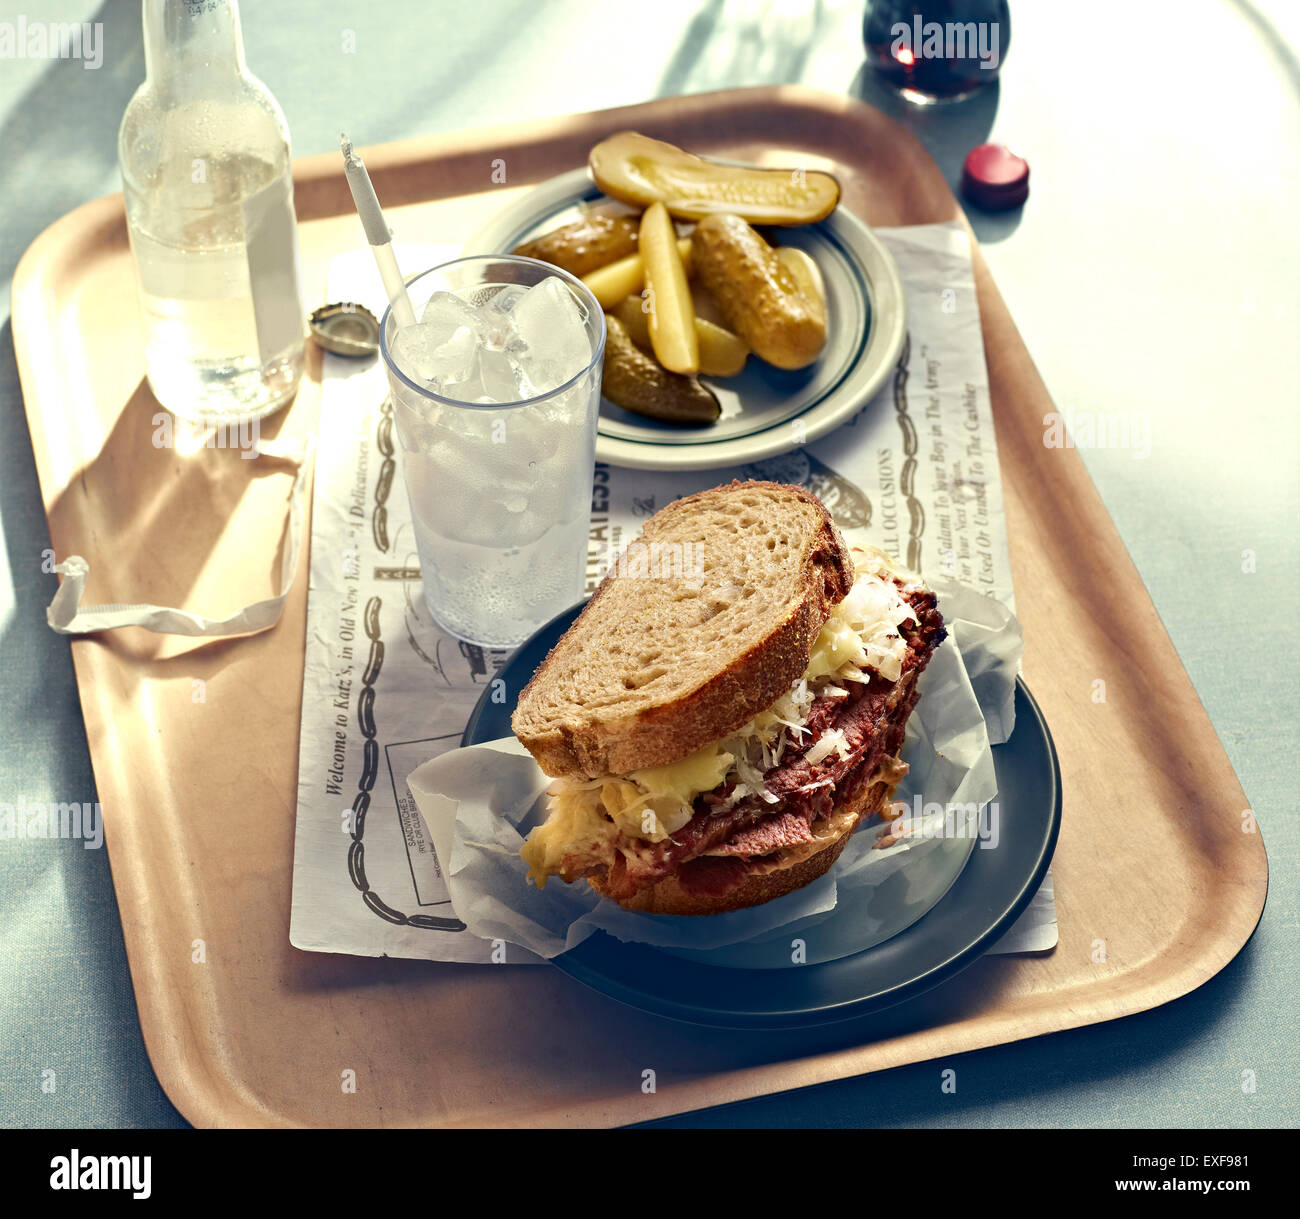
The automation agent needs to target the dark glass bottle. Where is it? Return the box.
[864,1,1011,103]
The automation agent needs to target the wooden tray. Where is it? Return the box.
[12,86,1267,1128]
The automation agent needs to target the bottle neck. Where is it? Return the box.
[143,0,247,89]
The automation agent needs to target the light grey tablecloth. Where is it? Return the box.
[1,0,1295,1128]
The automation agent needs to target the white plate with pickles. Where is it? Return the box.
[467,133,907,472]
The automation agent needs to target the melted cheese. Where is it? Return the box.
[521,744,733,887]
[519,790,622,887]
[629,746,735,823]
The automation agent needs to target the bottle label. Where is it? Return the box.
[241,174,304,367]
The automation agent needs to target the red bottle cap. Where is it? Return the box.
[961,143,1029,211]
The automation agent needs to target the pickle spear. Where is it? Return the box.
[602,314,720,424]
[512,214,639,277]
[640,202,698,374]
[612,295,748,378]
[775,246,827,328]
[590,131,840,225]
[582,237,693,310]
[693,318,748,377]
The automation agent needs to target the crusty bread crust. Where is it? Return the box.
[512,481,854,778]
[590,765,901,916]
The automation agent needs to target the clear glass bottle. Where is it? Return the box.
[119,0,304,423]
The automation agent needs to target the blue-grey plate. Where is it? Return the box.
[465,168,907,472]
[464,603,1061,1029]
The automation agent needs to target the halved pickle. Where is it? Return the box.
[590,131,840,225]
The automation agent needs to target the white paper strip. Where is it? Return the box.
[46,437,311,637]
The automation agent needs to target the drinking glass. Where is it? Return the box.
[379,255,606,649]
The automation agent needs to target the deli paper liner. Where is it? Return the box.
[407,576,1021,959]
[292,224,1057,963]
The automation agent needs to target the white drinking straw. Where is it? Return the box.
[340,134,418,331]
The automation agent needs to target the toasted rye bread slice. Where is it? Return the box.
[511,481,853,778]
[592,762,901,915]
